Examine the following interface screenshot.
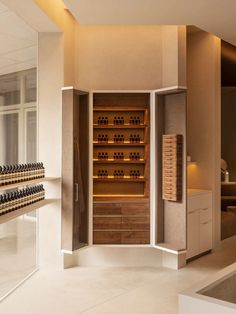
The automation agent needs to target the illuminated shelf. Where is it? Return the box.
[93,176,145,182]
[0,177,61,191]
[93,159,145,164]
[0,198,59,224]
[93,142,146,146]
[93,124,147,129]
[93,108,146,112]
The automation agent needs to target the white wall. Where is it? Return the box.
[38,32,64,269]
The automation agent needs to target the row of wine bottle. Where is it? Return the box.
[97,152,141,160]
[0,163,45,186]
[96,170,141,178]
[97,134,142,143]
[0,185,45,216]
[97,116,143,125]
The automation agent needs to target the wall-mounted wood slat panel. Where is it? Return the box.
[162,134,183,202]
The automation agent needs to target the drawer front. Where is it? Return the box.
[121,231,150,244]
[93,217,149,231]
[93,217,122,230]
[121,203,149,216]
[93,231,150,244]
[199,221,212,253]
[187,210,200,259]
[188,193,212,212]
[122,216,150,230]
[93,204,122,215]
[200,207,212,223]
[93,202,150,245]
[93,231,121,244]
[93,202,149,216]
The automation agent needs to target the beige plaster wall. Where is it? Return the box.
[75,25,163,91]
[35,0,76,86]
[187,29,221,247]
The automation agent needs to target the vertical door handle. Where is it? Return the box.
[75,183,79,202]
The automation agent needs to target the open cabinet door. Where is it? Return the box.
[62,88,89,252]
[154,86,187,252]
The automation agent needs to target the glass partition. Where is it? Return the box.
[0,68,37,299]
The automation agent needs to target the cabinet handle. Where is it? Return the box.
[75,183,79,202]
[202,222,209,225]
[200,208,208,211]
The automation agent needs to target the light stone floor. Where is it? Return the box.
[1,236,236,314]
[0,217,37,299]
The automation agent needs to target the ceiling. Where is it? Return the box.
[64,0,236,45]
[0,1,37,76]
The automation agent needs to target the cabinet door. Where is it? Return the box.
[187,209,200,259]
[199,221,212,254]
[62,89,89,251]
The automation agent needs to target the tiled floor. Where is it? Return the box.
[1,236,236,314]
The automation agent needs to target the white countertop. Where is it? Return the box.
[221,182,236,185]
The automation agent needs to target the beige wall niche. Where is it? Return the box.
[187,27,221,247]
[75,25,186,91]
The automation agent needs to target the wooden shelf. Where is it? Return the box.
[94,107,146,112]
[221,196,236,200]
[0,177,61,191]
[93,124,147,129]
[93,177,145,182]
[0,198,58,224]
[93,159,145,164]
[93,142,146,146]
[92,93,150,245]
[93,196,147,202]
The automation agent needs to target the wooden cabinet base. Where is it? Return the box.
[93,200,150,244]
[93,231,150,245]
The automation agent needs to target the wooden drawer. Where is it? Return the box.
[121,203,149,216]
[93,201,150,244]
[121,231,150,244]
[200,207,212,223]
[93,231,121,244]
[93,231,149,244]
[93,204,122,215]
[93,216,149,230]
[93,217,121,230]
[122,216,149,230]
[188,193,212,212]
[94,202,149,216]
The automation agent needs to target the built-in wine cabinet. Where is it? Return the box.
[93,93,150,245]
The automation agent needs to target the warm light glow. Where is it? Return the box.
[187,162,197,167]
